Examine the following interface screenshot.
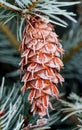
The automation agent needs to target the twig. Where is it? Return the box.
[63,41,82,63]
[0,22,20,50]
[28,0,39,10]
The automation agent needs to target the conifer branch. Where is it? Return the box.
[0,78,24,130]
[0,0,80,27]
[60,93,82,129]
[0,0,21,11]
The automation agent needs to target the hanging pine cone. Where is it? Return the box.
[20,16,64,118]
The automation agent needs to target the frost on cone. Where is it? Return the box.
[20,16,64,118]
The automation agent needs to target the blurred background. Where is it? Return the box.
[0,0,82,130]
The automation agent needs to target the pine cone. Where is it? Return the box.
[20,16,64,118]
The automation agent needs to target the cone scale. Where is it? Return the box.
[20,16,64,118]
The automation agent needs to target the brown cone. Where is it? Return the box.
[20,16,64,118]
